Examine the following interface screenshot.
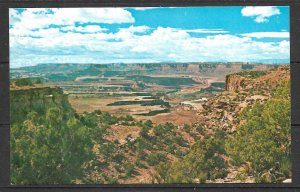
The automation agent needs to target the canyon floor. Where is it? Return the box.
[10,63,291,184]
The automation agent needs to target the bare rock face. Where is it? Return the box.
[225,75,248,91]
[187,64,200,73]
[198,65,290,134]
[224,65,290,92]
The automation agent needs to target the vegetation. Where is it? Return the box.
[152,130,227,183]
[235,70,268,79]
[226,80,291,183]
[198,63,217,72]
[11,108,94,184]
[185,82,225,97]
[137,109,170,116]
[107,99,170,108]
[210,82,225,89]
[13,78,42,86]
[127,75,200,87]
[11,88,130,184]
[11,88,195,184]
[198,86,224,94]
[10,64,291,184]
[15,78,33,86]
[151,80,291,184]
[241,64,254,70]
[10,88,73,124]
[46,74,75,81]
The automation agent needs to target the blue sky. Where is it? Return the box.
[9,6,290,68]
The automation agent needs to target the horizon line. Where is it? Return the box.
[10,61,290,69]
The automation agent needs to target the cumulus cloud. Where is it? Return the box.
[241,6,281,23]
[10,26,290,67]
[9,8,289,67]
[131,46,148,53]
[241,32,289,38]
[122,25,151,33]
[180,29,228,34]
[60,25,108,33]
[9,8,134,31]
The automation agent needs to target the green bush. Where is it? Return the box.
[124,163,135,177]
[183,124,191,133]
[225,80,291,182]
[113,154,125,163]
[11,107,94,184]
[153,130,227,183]
[146,153,167,166]
[14,78,33,86]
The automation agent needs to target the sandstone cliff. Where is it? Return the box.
[199,65,290,133]
[225,75,249,91]
[11,63,277,80]
[225,65,289,92]
[10,86,74,123]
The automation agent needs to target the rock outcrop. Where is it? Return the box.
[225,65,289,92]
[10,86,73,123]
[225,75,249,91]
[11,63,277,80]
[198,65,290,133]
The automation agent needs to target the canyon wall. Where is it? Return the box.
[225,75,249,91]
[10,87,74,123]
[225,65,290,92]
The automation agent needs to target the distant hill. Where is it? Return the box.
[10,62,283,82]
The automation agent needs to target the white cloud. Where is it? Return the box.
[61,25,108,33]
[9,8,290,67]
[53,8,135,24]
[180,28,228,34]
[9,8,135,31]
[241,32,289,38]
[10,26,290,67]
[114,25,151,40]
[131,46,148,53]
[241,6,281,23]
[133,7,158,11]
[119,25,151,33]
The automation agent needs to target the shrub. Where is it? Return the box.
[124,163,135,177]
[225,80,291,182]
[14,78,33,86]
[146,153,167,166]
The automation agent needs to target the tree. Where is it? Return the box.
[11,107,94,184]
[140,126,150,137]
[225,80,291,182]
[153,134,227,183]
[183,124,191,133]
[124,163,135,177]
[144,120,153,128]
[14,78,33,86]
